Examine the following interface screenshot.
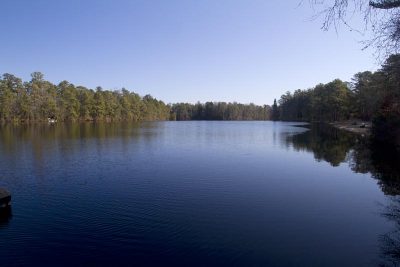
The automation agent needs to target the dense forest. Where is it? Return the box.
[0,72,170,122]
[170,102,271,121]
[0,72,271,123]
[274,54,400,149]
[1,54,399,148]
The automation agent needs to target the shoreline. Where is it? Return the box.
[330,121,371,135]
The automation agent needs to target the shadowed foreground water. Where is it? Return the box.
[0,121,399,266]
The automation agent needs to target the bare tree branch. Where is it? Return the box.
[370,0,400,9]
[306,0,400,57]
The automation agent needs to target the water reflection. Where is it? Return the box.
[287,124,356,167]
[379,197,400,266]
[0,122,160,181]
[0,122,145,144]
[0,207,12,227]
[0,121,399,265]
[286,123,400,266]
[286,124,400,191]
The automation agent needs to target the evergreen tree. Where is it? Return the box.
[271,99,279,121]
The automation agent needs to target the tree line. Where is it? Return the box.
[273,54,400,149]
[170,102,271,121]
[0,72,271,123]
[0,72,170,122]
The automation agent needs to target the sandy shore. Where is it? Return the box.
[330,121,371,135]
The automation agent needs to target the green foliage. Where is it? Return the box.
[275,54,400,150]
[351,71,384,120]
[170,102,271,121]
[142,95,170,121]
[370,55,400,150]
[277,79,351,122]
[0,73,170,122]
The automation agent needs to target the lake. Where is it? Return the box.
[0,121,399,266]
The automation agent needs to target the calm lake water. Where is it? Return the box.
[0,121,399,266]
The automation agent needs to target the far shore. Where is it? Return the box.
[330,120,371,135]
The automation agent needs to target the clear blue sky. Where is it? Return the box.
[0,0,378,105]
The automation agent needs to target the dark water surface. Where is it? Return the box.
[0,121,399,266]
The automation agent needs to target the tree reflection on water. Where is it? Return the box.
[287,123,400,266]
[0,206,12,228]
